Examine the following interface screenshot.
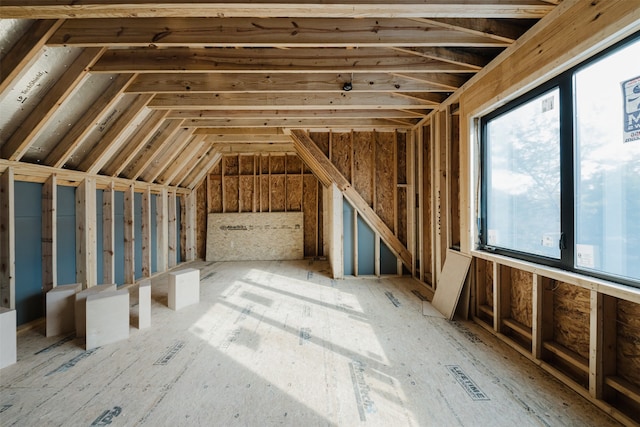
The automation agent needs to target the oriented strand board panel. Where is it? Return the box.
[206,212,303,261]
[352,131,374,206]
[432,250,472,320]
[510,269,532,328]
[375,132,394,230]
[553,282,590,360]
[331,132,351,181]
[617,300,640,388]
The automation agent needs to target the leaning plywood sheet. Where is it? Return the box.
[432,249,472,320]
[207,212,303,262]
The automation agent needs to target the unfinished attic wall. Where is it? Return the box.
[310,130,410,276]
[197,152,323,259]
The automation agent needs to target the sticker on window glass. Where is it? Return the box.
[576,244,596,269]
[487,229,498,245]
[541,96,554,113]
[622,75,640,144]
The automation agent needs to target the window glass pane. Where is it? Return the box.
[575,38,640,282]
[486,88,561,258]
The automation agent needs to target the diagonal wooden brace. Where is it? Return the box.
[290,129,412,270]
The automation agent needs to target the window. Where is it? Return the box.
[481,33,640,287]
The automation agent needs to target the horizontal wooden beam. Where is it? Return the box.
[0,159,189,194]
[49,18,510,48]
[126,72,451,94]
[169,109,429,120]
[212,143,296,154]
[200,134,293,143]
[148,92,439,110]
[183,118,418,129]
[0,2,554,19]
[91,47,480,74]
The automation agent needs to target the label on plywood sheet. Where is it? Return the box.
[46,348,99,376]
[298,327,311,345]
[91,406,122,426]
[207,212,304,262]
[154,341,185,365]
[622,75,640,144]
[446,365,490,401]
[576,244,596,269]
[349,360,377,421]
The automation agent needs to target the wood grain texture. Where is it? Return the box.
[510,268,533,328]
[617,300,640,388]
[375,132,394,231]
[553,282,590,360]
[352,131,374,207]
[331,132,352,182]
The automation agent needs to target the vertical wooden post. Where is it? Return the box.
[185,190,197,261]
[124,184,135,284]
[0,168,15,309]
[590,291,617,399]
[141,186,151,277]
[168,190,177,267]
[353,210,359,277]
[407,130,416,277]
[156,188,169,272]
[42,174,56,293]
[416,127,425,282]
[102,182,115,284]
[329,183,343,279]
[534,275,554,360]
[76,178,97,288]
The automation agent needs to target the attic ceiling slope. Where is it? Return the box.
[0,1,559,189]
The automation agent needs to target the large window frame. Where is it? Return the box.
[479,32,640,288]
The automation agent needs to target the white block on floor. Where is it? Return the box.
[137,279,151,329]
[0,307,17,369]
[85,290,130,350]
[75,284,116,338]
[168,268,200,310]
[46,283,81,337]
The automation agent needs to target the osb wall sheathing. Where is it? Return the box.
[204,153,323,258]
[375,132,395,231]
[485,261,494,308]
[617,300,640,388]
[510,269,532,328]
[352,132,374,206]
[397,133,407,247]
[553,282,590,360]
[331,133,351,181]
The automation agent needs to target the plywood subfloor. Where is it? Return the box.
[0,261,621,426]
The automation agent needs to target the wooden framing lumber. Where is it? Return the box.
[42,175,57,294]
[290,129,411,269]
[101,110,169,177]
[102,182,115,284]
[156,135,207,185]
[48,18,511,48]
[0,169,16,309]
[139,127,195,183]
[185,149,223,190]
[76,178,97,288]
[124,185,135,284]
[0,19,64,95]
[44,73,137,169]
[184,191,197,261]
[2,47,105,162]
[78,94,154,174]
[91,47,481,74]
[168,190,177,268]
[156,189,169,273]
[0,2,555,20]
[141,187,152,277]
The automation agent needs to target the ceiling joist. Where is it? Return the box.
[0,1,554,20]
